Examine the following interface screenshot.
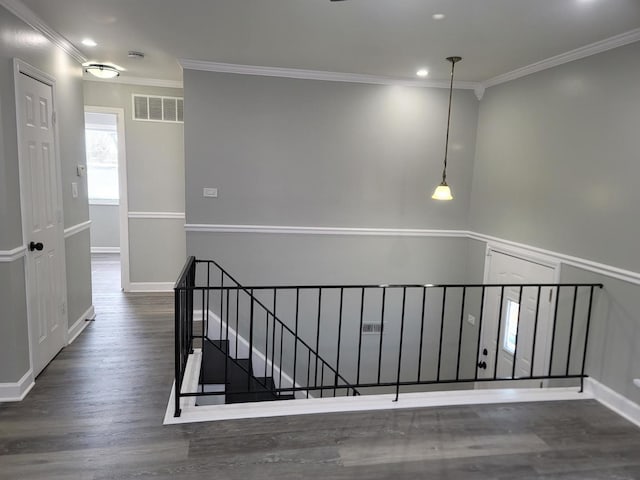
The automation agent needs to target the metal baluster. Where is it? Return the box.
[437,287,447,382]
[455,287,467,381]
[394,287,407,402]
[580,286,596,392]
[314,289,322,388]
[417,286,426,382]
[335,288,344,397]
[493,286,505,379]
[548,286,561,376]
[279,324,284,390]
[174,287,182,417]
[264,309,269,380]
[511,286,524,379]
[219,270,223,340]
[566,286,579,376]
[225,287,230,393]
[530,286,542,378]
[293,289,299,397]
[235,288,239,359]
[271,288,277,379]
[306,349,311,399]
[356,287,365,385]
[473,286,486,382]
[377,287,387,384]
[248,290,254,393]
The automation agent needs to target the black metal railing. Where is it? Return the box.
[174,257,602,417]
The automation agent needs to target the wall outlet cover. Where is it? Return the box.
[203,187,218,198]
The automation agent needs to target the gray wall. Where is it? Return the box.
[89,205,119,249]
[470,42,640,401]
[184,69,480,392]
[185,70,478,231]
[83,82,186,283]
[0,6,92,382]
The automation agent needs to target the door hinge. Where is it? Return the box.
[61,301,66,315]
[549,289,553,302]
[52,111,57,125]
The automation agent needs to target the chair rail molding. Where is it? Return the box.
[128,211,185,220]
[0,245,27,262]
[184,223,640,285]
[63,220,91,239]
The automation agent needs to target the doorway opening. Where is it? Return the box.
[84,107,129,293]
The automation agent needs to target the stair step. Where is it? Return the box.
[198,339,296,405]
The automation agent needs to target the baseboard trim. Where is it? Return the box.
[584,377,640,428]
[0,369,35,402]
[128,282,174,292]
[164,384,590,425]
[90,247,120,254]
[67,305,95,345]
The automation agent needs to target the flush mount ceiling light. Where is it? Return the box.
[432,56,461,201]
[84,63,119,79]
[81,38,97,47]
[416,69,429,78]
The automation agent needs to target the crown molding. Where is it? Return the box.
[483,27,640,89]
[0,0,87,64]
[83,75,183,89]
[179,59,480,91]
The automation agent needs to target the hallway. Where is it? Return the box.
[0,258,640,479]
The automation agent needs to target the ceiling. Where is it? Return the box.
[16,0,640,84]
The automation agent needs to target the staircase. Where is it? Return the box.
[198,339,295,405]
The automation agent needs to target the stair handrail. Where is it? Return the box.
[203,260,361,396]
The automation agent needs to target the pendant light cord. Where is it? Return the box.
[442,57,458,183]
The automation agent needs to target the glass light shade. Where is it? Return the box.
[85,64,119,79]
[431,182,453,200]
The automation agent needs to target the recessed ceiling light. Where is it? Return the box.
[432,13,446,20]
[81,38,97,47]
[416,69,429,78]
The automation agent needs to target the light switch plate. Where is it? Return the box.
[203,187,218,198]
[71,182,78,198]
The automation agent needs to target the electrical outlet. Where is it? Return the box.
[203,187,218,198]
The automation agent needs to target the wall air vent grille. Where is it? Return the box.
[132,94,184,123]
[361,322,383,334]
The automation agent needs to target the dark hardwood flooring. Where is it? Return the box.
[1,254,640,479]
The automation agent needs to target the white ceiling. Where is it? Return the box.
[16,0,640,84]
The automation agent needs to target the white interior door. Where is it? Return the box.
[479,251,556,380]
[17,68,66,376]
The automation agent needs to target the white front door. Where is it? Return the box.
[479,251,556,380]
[17,69,67,376]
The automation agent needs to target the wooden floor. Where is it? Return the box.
[1,254,640,479]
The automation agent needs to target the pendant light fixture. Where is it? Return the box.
[432,56,461,201]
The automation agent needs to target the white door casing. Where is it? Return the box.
[15,60,68,377]
[84,106,128,291]
[479,248,558,381]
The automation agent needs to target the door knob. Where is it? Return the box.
[29,241,44,252]
[477,361,487,370]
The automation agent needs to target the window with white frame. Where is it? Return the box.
[85,112,119,204]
